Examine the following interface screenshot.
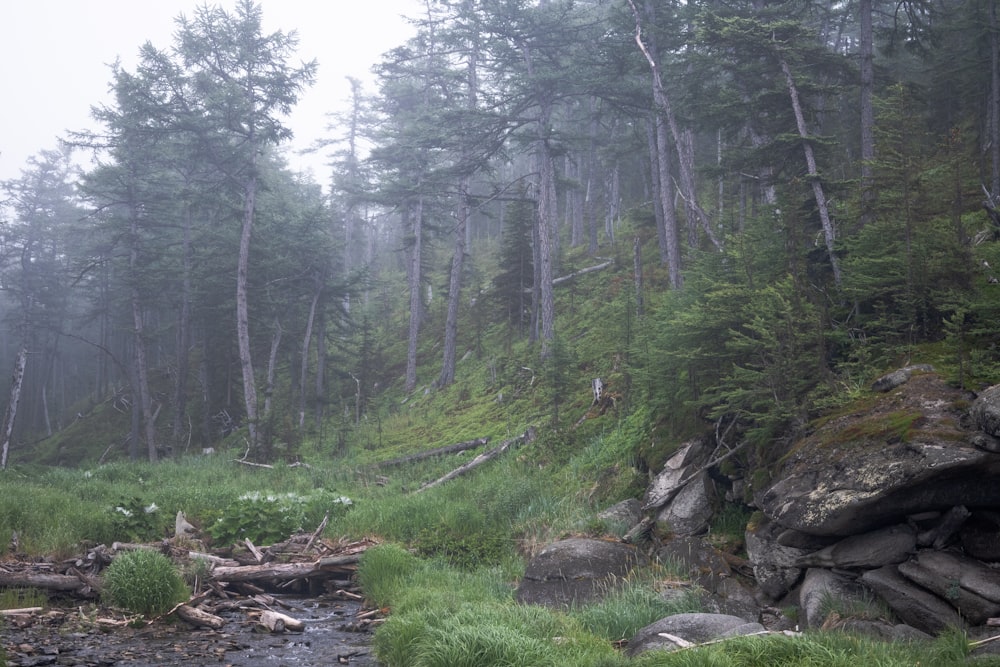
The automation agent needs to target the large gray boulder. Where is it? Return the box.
[643,438,712,511]
[861,565,964,635]
[972,384,1000,437]
[799,568,869,629]
[760,374,1000,536]
[515,538,647,608]
[655,471,717,536]
[627,613,765,656]
[745,517,809,600]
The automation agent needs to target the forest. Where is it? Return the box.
[1,0,999,469]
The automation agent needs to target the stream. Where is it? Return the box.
[2,595,378,666]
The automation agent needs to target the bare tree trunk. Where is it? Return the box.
[646,119,670,266]
[260,319,282,458]
[129,202,157,463]
[991,0,1000,198]
[439,181,469,388]
[0,345,28,469]
[633,236,645,318]
[860,0,875,227]
[314,308,327,427]
[536,136,558,359]
[299,285,320,429]
[405,198,424,392]
[655,113,683,287]
[630,0,720,252]
[780,56,842,287]
[173,203,193,445]
[237,170,260,449]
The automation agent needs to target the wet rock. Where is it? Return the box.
[627,613,765,656]
[861,565,964,635]
[515,538,647,608]
[795,524,915,569]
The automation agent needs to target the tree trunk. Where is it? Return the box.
[173,202,194,446]
[0,345,28,469]
[405,198,424,393]
[237,170,260,449]
[634,236,645,318]
[299,285,320,429]
[780,56,842,287]
[439,179,470,388]
[859,0,875,227]
[260,318,282,458]
[646,119,670,266]
[129,203,157,463]
[536,136,558,359]
[991,0,1000,198]
[655,113,683,287]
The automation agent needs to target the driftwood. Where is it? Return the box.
[416,427,536,493]
[174,603,225,629]
[257,609,305,632]
[0,568,97,596]
[376,437,491,468]
[210,553,361,583]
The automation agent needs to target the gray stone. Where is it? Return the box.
[760,374,1000,536]
[871,364,934,392]
[515,538,648,608]
[897,555,1000,625]
[961,510,1000,561]
[655,471,716,536]
[597,498,642,529]
[643,438,712,511]
[799,568,869,629]
[835,619,932,643]
[745,517,808,600]
[656,536,732,594]
[795,524,915,569]
[972,384,1000,437]
[627,613,764,656]
[861,565,964,635]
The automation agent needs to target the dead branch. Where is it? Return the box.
[376,437,490,468]
[415,427,536,493]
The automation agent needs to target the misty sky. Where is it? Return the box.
[0,0,418,184]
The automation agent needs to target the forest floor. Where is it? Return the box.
[1,594,377,666]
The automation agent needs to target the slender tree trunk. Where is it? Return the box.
[990,0,1000,197]
[536,133,558,359]
[646,119,670,266]
[314,308,327,427]
[299,284,320,429]
[439,180,469,388]
[237,170,260,449]
[261,319,282,459]
[780,56,842,287]
[860,0,875,227]
[405,198,424,392]
[173,203,193,445]
[633,236,645,318]
[655,113,683,287]
[0,345,28,469]
[128,200,158,463]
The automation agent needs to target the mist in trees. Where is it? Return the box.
[1,0,999,466]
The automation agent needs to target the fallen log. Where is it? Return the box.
[174,603,225,629]
[257,609,305,632]
[0,569,96,595]
[210,554,361,584]
[375,437,490,468]
[0,607,43,616]
[415,427,536,493]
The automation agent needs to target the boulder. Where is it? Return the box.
[794,524,915,569]
[961,510,1000,560]
[871,364,934,392]
[745,517,808,600]
[972,384,1000,437]
[643,438,712,511]
[656,536,732,594]
[861,565,964,635]
[760,374,1000,536]
[597,498,642,529]
[627,613,764,656]
[799,568,869,629]
[655,471,717,536]
[515,538,647,608]
[897,554,1000,625]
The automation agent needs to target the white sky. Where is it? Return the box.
[0,0,419,184]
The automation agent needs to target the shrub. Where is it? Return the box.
[102,549,189,616]
[357,543,421,608]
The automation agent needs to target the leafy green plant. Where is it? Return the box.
[102,549,189,616]
[110,496,166,542]
[206,490,352,546]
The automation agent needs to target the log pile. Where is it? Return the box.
[0,533,380,634]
